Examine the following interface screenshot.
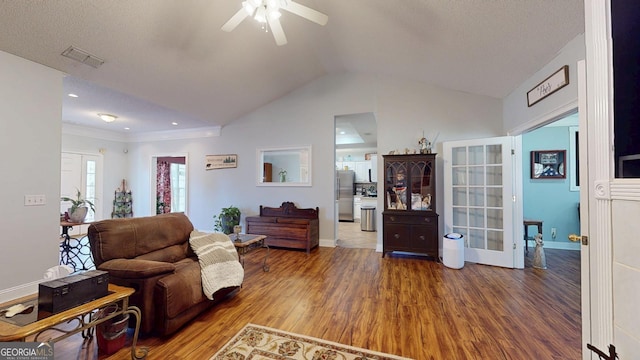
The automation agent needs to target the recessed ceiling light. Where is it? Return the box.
[171,122,178,126]
[98,113,118,123]
[124,127,130,130]
[68,93,78,98]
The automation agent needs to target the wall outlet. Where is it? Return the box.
[551,227,557,239]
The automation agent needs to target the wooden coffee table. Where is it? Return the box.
[232,234,269,272]
[0,283,147,359]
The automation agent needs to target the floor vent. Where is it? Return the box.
[61,46,104,68]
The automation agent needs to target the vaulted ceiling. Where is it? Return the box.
[0,0,584,134]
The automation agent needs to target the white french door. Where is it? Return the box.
[443,137,517,268]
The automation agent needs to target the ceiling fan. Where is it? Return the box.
[221,0,328,46]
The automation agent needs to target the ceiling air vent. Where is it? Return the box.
[61,46,104,68]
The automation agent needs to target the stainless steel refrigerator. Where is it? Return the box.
[337,170,355,222]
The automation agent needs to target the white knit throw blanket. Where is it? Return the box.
[189,230,244,300]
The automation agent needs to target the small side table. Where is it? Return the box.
[523,219,543,255]
[232,234,270,272]
[60,221,94,272]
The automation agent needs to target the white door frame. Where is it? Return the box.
[583,0,614,355]
[150,153,189,216]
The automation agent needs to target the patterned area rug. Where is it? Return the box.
[210,323,412,360]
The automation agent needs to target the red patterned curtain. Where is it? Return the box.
[156,161,171,214]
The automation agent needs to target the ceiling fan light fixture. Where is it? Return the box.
[254,6,267,23]
[268,9,281,20]
[98,113,117,123]
[222,0,327,45]
[242,1,256,15]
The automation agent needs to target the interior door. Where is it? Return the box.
[443,137,516,268]
[61,153,82,216]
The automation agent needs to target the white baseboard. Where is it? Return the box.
[0,280,40,304]
[319,238,336,248]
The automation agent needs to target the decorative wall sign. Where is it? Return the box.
[206,154,237,170]
[527,65,569,107]
[531,150,566,179]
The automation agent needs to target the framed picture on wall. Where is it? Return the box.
[205,154,237,170]
[531,150,566,179]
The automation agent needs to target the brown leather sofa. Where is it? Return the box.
[88,213,239,336]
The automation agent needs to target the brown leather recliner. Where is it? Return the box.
[88,213,238,336]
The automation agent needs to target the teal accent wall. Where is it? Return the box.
[523,126,580,244]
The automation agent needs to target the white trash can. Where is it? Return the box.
[443,233,464,269]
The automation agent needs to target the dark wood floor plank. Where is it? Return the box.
[51,247,581,359]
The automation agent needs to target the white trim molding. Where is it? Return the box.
[585,0,615,354]
[610,181,640,201]
[594,180,611,200]
[507,100,578,136]
[62,123,221,143]
[129,126,221,142]
[0,280,40,304]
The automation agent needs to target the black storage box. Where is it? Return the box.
[38,270,109,314]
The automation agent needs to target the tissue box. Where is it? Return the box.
[38,270,109,314]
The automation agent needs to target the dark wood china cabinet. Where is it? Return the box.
[382,154,439,259]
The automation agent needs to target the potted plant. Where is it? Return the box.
[61,188,96,223]
[213,205,241,234]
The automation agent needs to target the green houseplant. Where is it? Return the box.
[61,188,96,223]
[213,205,241,234]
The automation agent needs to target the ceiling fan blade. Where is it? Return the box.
[282,1,328,26]
[269,18,288,46]
[221,8,249,32]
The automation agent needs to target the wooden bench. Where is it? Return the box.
[245,202,319,254]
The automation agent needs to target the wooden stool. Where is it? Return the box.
[523,220,543,255]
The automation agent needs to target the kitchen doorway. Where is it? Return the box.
[334,112,378,249]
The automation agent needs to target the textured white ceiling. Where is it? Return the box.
[0,0,584,133]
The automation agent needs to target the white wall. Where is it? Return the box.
[503,34,585,133]
[122,72,502,246]
[0,50,63,301]
[127,73,378,236]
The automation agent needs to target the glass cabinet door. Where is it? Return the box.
[384,160,408,210]
[409,159,434,211]
[384,155,436,211]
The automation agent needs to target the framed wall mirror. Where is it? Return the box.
[257,145,312,186]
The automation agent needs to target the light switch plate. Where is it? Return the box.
[24,195,46,206]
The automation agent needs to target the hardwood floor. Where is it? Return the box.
[53,247,581,360]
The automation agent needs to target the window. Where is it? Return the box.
[85,160,97,221]
[170,163,186,212]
